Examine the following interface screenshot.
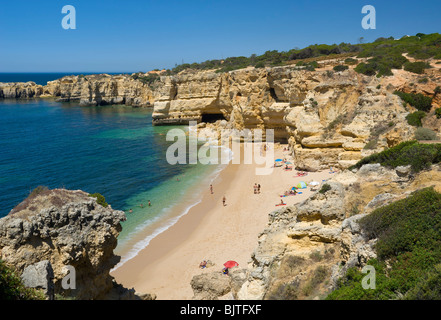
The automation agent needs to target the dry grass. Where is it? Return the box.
[9,187,88,220]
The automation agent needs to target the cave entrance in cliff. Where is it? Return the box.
[201,113,226,123]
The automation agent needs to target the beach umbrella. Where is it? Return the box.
[309,181,320,186]
[296,181,307,189]
[224,261,239,268]
[285,161,293,165]
[275,159,283,162]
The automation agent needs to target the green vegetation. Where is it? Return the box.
[394,91,433,112]
[344,57,358,65]
[165,33,441,76]
[333,65,349,72]
[435,108,441,119]
[350,140,441,173]
[328,187,441,300]
[414,127,438,141]
[434,86,441,96]
[132,72,162,86]
[296,60,319,71]
[0,260,45,300]
[404,61,431,74]
[363,139,378,150]
[88,193,108,208]
[406,111,426,127]
[355,53,408,77]
[319,183,332,194]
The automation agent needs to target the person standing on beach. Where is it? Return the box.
[258,184,261,194]
[223,196,226,206]
[210,184,213,194]
[148,200,151,207]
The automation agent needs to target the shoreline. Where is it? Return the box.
[111,144,334,300]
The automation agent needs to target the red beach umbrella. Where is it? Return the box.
[223,261,239,268]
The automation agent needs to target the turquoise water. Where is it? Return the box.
[0,99,225,264]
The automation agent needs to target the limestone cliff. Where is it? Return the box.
[43,74,155,107]
[190,163,441,300]
[235,163,441,300]
[150,65,425,170]
[1,59,440,170]
[0,82,43,99]
[0,188,154,300]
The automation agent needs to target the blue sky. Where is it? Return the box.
[0,0,440,73]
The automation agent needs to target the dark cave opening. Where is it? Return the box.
[201,113,226,123]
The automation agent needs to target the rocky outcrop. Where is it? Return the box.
[190,268,248,300]
[0,188,153,300]
[0,82,44,99]
[21,260,55,300]
[222,163,441,300]
[43,74,155,107]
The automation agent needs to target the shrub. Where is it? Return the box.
[328,188,441,300]
[89,193,109,207]
[435,108,441,119]
[344,57,358,65]
[350,140,441,173]
[363,139,378,150]
[354,62,377,76]
[414,127,438,141]
[268,282,300,300]
[309,251,324,262]
[404,264,441,300]
[406,111,426,127]
[404,61,430,74]
[333,65,349,72]
[435,86,441,96]
[319,183,332,194]
[394,91,433,112]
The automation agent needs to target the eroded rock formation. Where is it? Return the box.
[189,163,441,300]
[2,61,439,170]
[0,188,154,300]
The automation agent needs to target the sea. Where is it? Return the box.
[0,73,230,268]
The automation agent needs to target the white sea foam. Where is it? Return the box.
[112,146,233,271]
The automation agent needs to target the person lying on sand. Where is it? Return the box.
[199,260,207,269]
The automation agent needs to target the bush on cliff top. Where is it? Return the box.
[169,33,441,75]
[328,187,441,300]
[88,193,108,208]
[350,140,441,173]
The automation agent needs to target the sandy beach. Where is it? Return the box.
[111,144,335,300]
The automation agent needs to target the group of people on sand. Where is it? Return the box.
[253,183,261,194]
[283,189,297,197]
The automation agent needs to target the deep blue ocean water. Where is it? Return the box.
[0,73,128,85]
[0,98,226,265]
